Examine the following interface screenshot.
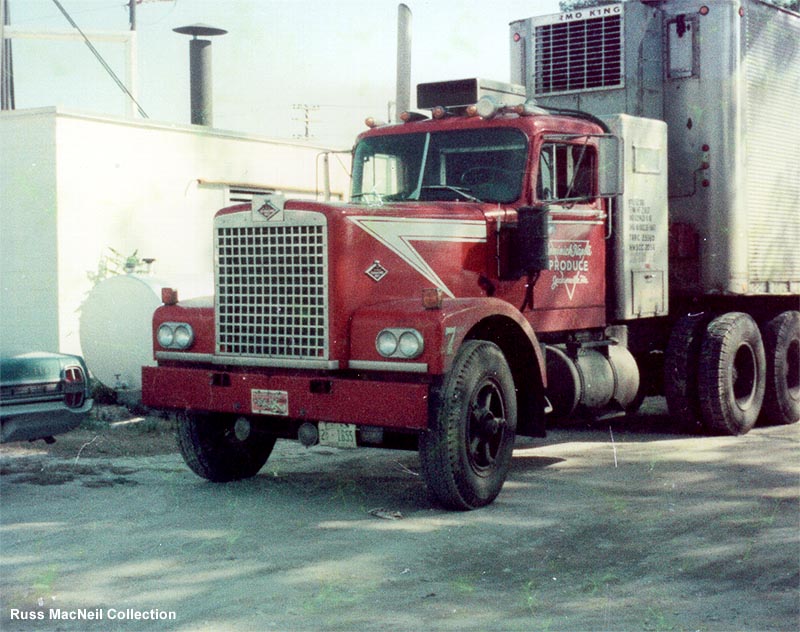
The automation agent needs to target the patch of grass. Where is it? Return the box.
[520,581,553,630]
[581,572,621,595]
[450,575,477,594]
[31,565,60,594]
[302,584,365,614]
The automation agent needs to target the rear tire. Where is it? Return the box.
[177,412,276,482]
[664,313,708,432]
[759,311,800,425]
[419,341,517,510]
[698,312,766,435]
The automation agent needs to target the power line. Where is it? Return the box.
[49,0,148,117]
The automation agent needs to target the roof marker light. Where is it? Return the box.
[512,101,546,116]
[699,5,710,15]
[399,111,429,123]
[476,95,499,119]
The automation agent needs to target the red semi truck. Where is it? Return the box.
[142,0,798,510]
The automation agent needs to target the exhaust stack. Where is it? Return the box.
[395,4,412,120]
[173,23,227,126]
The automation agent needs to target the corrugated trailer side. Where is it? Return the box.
[663,0,800,296]
[742,0,800,295]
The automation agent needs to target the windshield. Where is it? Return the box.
[351,127,528,205]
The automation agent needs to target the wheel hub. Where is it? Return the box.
[732,343,758,409]
[468,381,507,472]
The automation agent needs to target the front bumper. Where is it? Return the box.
[0,399,94,443]
[142,365,430,431]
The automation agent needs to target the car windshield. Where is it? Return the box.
[351,127,528,205]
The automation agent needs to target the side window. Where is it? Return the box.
[536,142,596,202]
[360,153,404,196]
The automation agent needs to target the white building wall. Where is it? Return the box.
[1,107,350,357]
[1,111,60,354]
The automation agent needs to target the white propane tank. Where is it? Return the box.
[79,274,212,392]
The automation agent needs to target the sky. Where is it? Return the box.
[5,0,563,147]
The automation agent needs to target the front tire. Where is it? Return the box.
[177,412,276,482]
[419,341,517,510]
[760,311,800,425]
[698,312,766,435]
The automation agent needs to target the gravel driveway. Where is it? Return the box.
[1,398,798,631]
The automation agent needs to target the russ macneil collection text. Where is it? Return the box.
[10,608,177,621]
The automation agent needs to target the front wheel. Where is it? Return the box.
[177,412,276,482]
[419,341,517,510]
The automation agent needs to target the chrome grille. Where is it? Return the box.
[215,215,328,362]
[534,14,623,95]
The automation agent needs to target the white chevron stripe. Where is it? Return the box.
[348,216,487,297]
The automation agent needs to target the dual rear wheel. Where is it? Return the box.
[665,310,800,434]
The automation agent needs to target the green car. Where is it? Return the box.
[1,352,93,443]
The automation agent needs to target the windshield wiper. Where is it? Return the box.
[350,191,384,206]
[418,185,483,202]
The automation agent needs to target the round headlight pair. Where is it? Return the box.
[157,322,194,350]
[375,328,424,359]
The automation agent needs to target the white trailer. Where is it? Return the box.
[510,0,799,432]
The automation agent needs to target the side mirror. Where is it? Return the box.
[597,135,623,197]
[497,206,550,280]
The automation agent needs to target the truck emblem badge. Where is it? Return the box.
[255,200,282,221]
[251,193,286,222]
[365,260,388,282]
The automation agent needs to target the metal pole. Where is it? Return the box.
[0,0,5,110]
[189,38,212,126]
[395,4,411,120]
[323,152,331,201]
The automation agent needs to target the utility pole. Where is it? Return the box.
[1,0,14,111]
[292,103,319,140]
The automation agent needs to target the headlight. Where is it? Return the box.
[157,324,175,348]
[173,324,193,349]
[375,328,424,359]
[157,322,194,350]
[398,330,423,358]
[376,330,398,357]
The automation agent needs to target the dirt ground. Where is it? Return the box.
[1,398,798,632]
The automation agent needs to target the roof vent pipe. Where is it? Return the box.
[395,4,412,120]
[173,23,227,126]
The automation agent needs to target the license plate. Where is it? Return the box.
[251,389,289,416]
[318,422,357,449]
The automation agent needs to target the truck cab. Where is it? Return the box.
[141,79,661,510]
